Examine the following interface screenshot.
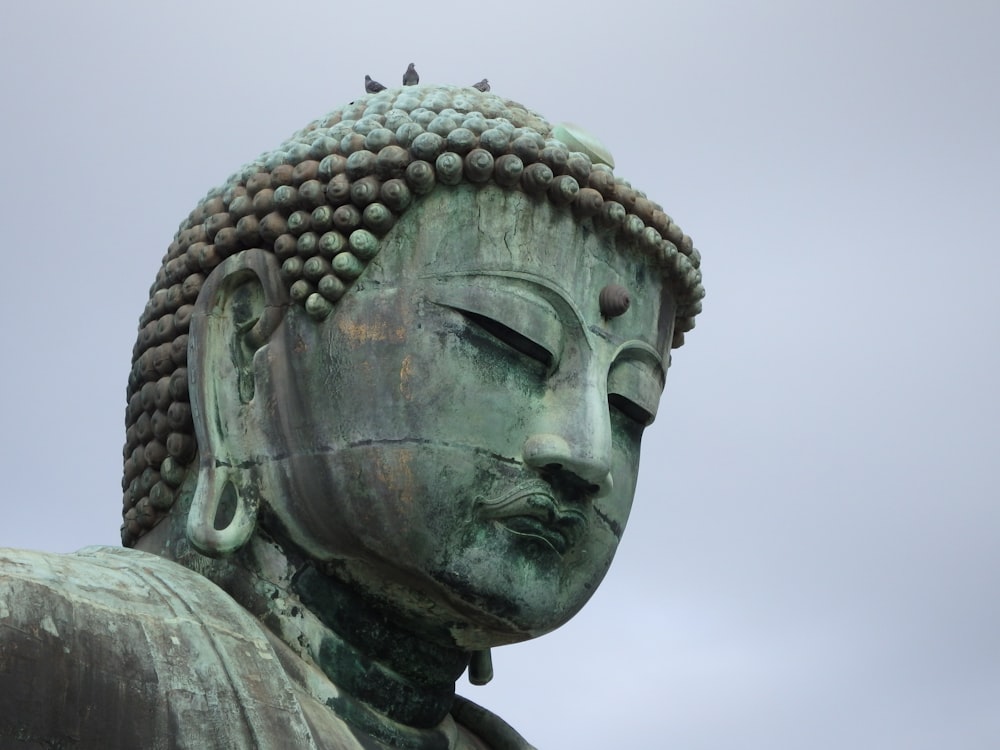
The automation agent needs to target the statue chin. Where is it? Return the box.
[244,447,621,650]
[303,496,618,651]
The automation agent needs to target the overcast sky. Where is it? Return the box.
[2,2,998,748]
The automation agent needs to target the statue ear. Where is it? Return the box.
[186,249,289,557]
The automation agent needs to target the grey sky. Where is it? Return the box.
[1,1,997,747]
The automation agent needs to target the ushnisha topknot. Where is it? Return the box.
[122,83,705,547]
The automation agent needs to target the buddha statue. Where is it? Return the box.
[0,83,703,749]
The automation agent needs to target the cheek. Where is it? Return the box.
[287,443,509,562]
[597,419,644,529]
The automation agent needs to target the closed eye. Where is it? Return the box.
[458,309,554,369]
[607,353,663,427]
[608,393,655,427]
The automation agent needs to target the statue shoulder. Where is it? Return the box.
[452,695,539,750]
[0,548,535,749]
[0,546,322,749]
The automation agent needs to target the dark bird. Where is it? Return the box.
[471,79,490,92]
[365,75,386,93]
[403,63,419,86]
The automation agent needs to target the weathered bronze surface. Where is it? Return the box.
[0,83,703,749]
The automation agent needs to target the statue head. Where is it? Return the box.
[123,84,704,648]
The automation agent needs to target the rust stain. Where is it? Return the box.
[374,448,416,508]
[396,449,415,508]
[338,318,405,343]
[399,355,414,400]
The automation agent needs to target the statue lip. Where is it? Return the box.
[476,483,588,554]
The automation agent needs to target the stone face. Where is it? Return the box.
[236,186,674,648]
[0,84,703,749]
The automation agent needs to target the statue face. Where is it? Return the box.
[255,186,675,647]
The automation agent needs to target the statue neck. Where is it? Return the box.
[290,563,471,733]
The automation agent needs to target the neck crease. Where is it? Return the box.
[292,564,471,732]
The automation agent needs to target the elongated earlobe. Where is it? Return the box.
[187,466,258,556]
[185,249,288,557]
[468,648,494,686]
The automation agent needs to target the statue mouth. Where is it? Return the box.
[476,482,588,554]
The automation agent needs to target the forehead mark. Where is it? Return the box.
[598,284,631,319]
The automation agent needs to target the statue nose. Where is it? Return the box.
[522,433,613,498]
